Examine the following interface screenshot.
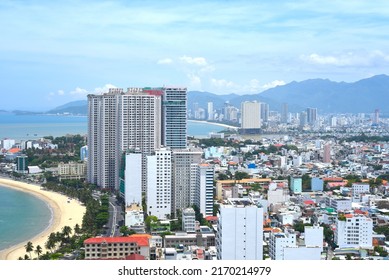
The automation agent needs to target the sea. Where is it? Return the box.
[0,113,230,140]
[0,113,231,253]
[0,185,52,252]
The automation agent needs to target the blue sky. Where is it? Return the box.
[1,0,389,110]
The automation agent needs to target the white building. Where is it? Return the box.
[58,162,87,180]
[171,148,202,214]
[125,204,144,232]
[325,196,352,212]
[207,102,214,121]
[182,208,196,233]
[335,214,373,249]
[216,198,263,260]
[268,183,290,205]
[352,183,370,202]
[1,139,16,150]
[147,148,172,219]
[87,88,162,190]
[124,152,143,206]
[194,163,214,217]
[241,101,261,129]
[269,225,323,260]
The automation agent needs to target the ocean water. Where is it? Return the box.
[0,113,230,140]
[0,185,52,252]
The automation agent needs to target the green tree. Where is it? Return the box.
[145,215,158,232]
[24,241,34,259]
[34,245,43,259]
[234,171,250,180]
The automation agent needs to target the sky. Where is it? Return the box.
[1,0,389,110]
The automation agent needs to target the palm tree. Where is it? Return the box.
[46,233,57,253]
[74,224,82,235]
[62,226,72,239]
[34,245,43,259]
[24,241,34,259]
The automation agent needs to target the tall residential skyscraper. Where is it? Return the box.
[241,101,261,129]
[323,143,331,163]
[146,147,172,219]
[171,148,202,215]
[88,86,187,190]
[194,163,214,217]
[87,88,162,190]
[306,107,318,125]
[260,102,269,122]
[162,87,187,149]
[207,102,214,121]
[281,103,288,124]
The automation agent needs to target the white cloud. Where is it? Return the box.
[262,80,286,90]
[93,84,117,94]
[211,78,236,89]
[179,55,208,66]
[301,51,389,67]
[187,73,202,90]
[57,89,65,95]
[70,87,88,96]
[157,58,173,64]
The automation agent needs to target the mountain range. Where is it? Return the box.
[6,74,389,115]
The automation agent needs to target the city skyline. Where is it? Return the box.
[1,0,389,110]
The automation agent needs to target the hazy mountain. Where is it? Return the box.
[46,100,88,115]
[45,75,389,115]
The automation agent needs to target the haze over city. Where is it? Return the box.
[1,0,389,110]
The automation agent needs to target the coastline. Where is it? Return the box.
[188,119,238,130]
[0,178,85,260]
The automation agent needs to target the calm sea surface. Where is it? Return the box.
[0,113,229,140]
[0,185,52,252]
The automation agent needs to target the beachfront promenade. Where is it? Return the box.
[0,178,85,260]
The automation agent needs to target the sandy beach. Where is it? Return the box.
[0,178,85,260]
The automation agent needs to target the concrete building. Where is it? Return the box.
[84,235,151,260]
[311,177,324,192]
[323,143,331,163]
[306,107,318,125]
[207,102,214,121]
[125,204,144,232]
[352,183,370,202]
[161,87,187,149]
[171,148,202,214]
[325,197,352,212]
[147,148,172,219]
[87,88,162,190]
[335,214,373,249]
[241,101,261,129]
[260,103,269,122]
[281,103,288,124]
[182,208,196,233]
[16,155,28,174]
[269,225,323,260]
[267,182,290,205]
[290,177,302,194]
[1,138,15,150]
[80,145,88,162]
[216,198,263,260]
[123,152,143,206]
[194,163,214,217]
[57,162,86,180]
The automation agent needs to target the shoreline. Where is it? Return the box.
[0,178,85,260]
[188,119,238,130]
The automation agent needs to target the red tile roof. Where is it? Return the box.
[84,236,150,247]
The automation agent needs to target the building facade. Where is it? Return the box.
[241,101,261,129]
[146,148,172,219]
[216,198,264,260]
[335,214,373,248]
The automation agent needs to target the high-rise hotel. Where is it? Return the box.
[87,87,187,190]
